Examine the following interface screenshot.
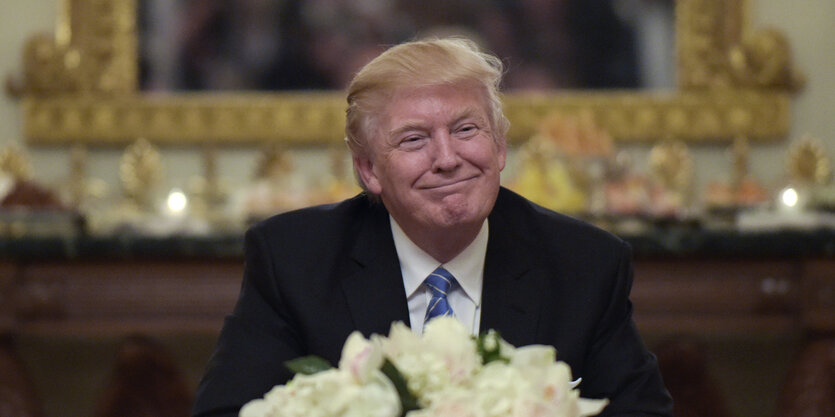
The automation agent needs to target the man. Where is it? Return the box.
[193,37,672,417]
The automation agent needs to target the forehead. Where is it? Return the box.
[381,84,489,129]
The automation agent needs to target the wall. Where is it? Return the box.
[1,0,834,199]
[1,1,833,417]
[0,0,54,151]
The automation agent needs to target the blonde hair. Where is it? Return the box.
[345,37,509,157]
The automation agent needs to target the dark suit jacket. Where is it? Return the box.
[193,187,672,416]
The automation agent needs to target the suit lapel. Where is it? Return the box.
[338,190,546,344]
[480,190,544,346]
[340,202,411,337]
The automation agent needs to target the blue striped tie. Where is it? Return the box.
[424,267,456,324]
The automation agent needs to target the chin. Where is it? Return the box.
[432,202,488,229]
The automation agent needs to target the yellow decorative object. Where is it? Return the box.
[188,146,231,225]
[510,111,620,214]
[728,28,805,91]
[119,138,162,210]
[68,144,86,207]
[513,156,588,214]
[252,143,292,184]
[16,0,797,145]
[703,137,769,209]
[534,111,614,158]
[730,136,749,189]
[19,0,136,95]
[787,135,831,185]
[199,146,226,203]
[649,140,693,193]
[312,147,361,204]
[646,139,694,216]
[241,143,307,219]
[0,144,32,181]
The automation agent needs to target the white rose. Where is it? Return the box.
[380,318,482,406]
[421,317,481,383]
[238,399,272,417]
[577,398,610,416]
[339,331,384,384]
[406,391,482,417]
[240,367,400,417]
[343,371,402,417]
[378,321,421,358]
[389,350,451,404]
[538,362,574,405]
[469,362,534,417]
[510,345,556,369]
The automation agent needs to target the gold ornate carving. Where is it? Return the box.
[676,0,742,88]
[729,29,805,90]
[787,135,831,185]
[0,144,32,181]
[119,138,161,209]
[17,0,799,145]
[649,140,694,193]
[20,0,136,95]
[731,136,750,188]
[254,142,292,181]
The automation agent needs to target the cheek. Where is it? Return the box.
[466,142,504,170]
[388,155,429,181]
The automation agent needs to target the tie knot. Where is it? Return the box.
[424,267,456,323]
[425,267,455,297]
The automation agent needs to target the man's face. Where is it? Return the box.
[355,83,506,235]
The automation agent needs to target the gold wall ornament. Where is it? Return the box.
[187,145,229,219]
[676,0,743,88]
[787,135,832,185]
[649,139,694,193]
[254,143,293,181]
[68,144,86,207]
[731,136,750,188]
[0,144,32,181]
[119,138,162,209]
[308,147,361,205]
[66,144,108,209]
[16,0,798,145]
[200,145,226,206]
[703,136,769,208]
[728,28,805,90]
[17,0,136,96]
[509,135,589,214]
[533,111,614,157]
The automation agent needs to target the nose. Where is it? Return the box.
[431,133,461,172]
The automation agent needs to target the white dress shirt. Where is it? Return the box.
[390,216,487,335]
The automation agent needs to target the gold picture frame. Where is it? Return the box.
[17,0,802,146]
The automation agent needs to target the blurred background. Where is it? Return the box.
[0,1,834,417]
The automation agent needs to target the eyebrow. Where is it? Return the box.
[450,106,486,127]
[388,122,427,139]
[387,106,486,139]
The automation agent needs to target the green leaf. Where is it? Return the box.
[285,356,333,375]
[476,330,509,365]
[381,359,421,417]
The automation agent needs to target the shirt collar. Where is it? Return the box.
[392,216,487,306]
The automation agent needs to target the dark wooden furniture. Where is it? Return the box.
[0,230,832,417]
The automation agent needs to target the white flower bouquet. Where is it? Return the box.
[240,317,608,417]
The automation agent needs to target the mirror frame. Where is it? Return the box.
[17,0,800,146]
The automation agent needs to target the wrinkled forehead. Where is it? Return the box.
[361,81,493,141]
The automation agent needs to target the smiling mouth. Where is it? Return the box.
[422,176,478,190]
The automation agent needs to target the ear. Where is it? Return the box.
[496,136,507,171]
[353,153,383,195]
